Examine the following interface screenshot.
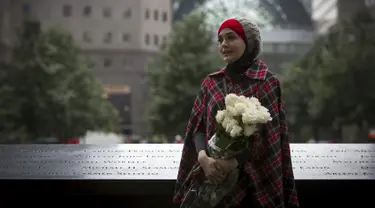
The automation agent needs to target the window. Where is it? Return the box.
[279,44,289,53]
[154,10,159,21]
[122,33,131,42]
[124,8,132,19]
[128,59,133,66]
[145,9,150,19]
[82,31,92,43]
[162,36,167,44]
[294,44,309,54]
[123,58,133,67]
[123,59,128,66]
[83,5,92,17]
[104,58,112,67]
[103,32,112,44]
[272,43,280,53]
[22,3,31,15]
[103,7,112,18]
[140,76,147,85]
[262,43,273,53]
[162,12,168,22]
[88,61,96,69]
[63,5,72,17]
[124,105,130,112]
[145,34,150,45]
[154,35,159,45]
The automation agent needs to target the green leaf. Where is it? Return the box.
[146,12,223,137]
[0,20,121,143]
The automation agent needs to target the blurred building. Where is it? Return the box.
[0,0,12,61]
[256,0,314,74]
[0,0,172,137]
[312,0,369,35]
[257,0,313,29]
[259,0,374,74]
[195,0,316,75]
[259,28,314,74]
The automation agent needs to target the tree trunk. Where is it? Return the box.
[312,124,319,142]
[331,119,342,143]
[358,120,369,143]
[334,125,342,143]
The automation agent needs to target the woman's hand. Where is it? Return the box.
[198,151,226,184]
[217,158,238,174]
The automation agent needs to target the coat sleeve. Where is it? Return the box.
[278,80,300,208]
[173,77,208,204]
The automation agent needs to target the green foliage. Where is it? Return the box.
[281,9,375,141]
[308,10,375,125]
[146,12,223,136]
[0,20,121,143]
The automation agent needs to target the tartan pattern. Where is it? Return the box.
[173,59,299,208]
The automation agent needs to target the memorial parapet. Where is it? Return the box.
[0,143,374,208]
[0,143,374,180]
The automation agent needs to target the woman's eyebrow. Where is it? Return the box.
[218,31,235,38]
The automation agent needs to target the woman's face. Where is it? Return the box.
[218,28,246,63]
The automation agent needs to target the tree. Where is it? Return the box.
[146,12,223,138]
[280,63,313,142]
[281,37,339,142]
[309,10,375,140]
[0,20,121,143]
[281,9,375,142]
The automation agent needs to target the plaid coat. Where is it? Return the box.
[173,59,299,207]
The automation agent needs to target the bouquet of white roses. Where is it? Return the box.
[197,93,272,207]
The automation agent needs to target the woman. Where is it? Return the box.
[173,17,299,208]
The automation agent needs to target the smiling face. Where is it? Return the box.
[218,28,247,63]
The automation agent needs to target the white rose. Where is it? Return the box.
[234,103,247,115]
[242,108,259,124]
[225,118,239,133]
[249,97,261,106]
[244,125,257,136]
[226,106,238,117]
[221,117,231,130]
[230,125,243,138]
[215,110,225,123]
[225,93,238,107]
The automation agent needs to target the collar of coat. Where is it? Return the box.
[209,59,269,81]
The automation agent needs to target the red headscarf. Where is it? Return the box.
[218,18,247,42]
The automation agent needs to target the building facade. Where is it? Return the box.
[259,28,314,74]
[312,0,368,35]
[0,0,12,61]
[1,0,172,137]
